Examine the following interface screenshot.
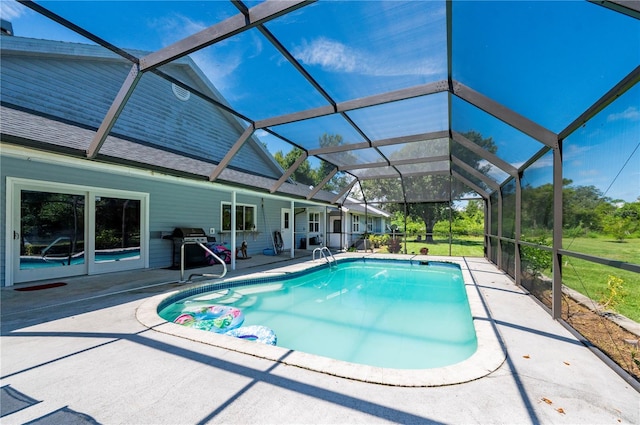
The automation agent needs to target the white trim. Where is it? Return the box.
[5,178,15,286]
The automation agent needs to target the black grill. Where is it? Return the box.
[164,227,213,268]
[170,227,208,243]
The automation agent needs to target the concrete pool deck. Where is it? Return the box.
[1,254,638,424]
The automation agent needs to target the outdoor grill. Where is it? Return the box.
[165,227,213,268]
[170,227,208,243]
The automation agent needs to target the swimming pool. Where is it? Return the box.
[138,254,506,386]
[159,259,477,369]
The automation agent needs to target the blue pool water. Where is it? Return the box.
[159,259,478,369]
[20,249,140,269]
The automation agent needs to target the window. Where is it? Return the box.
[309,212,320,232]
[221,203,256,231]
[367,217,374,233]
[352,215,360,233]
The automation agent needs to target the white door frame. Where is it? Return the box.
[5,177,149,286]
[280,207,292,251]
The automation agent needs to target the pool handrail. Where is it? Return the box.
[180,241,227,283]
[41,236,72,265]
[312,247,337,268]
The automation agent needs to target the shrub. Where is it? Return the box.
[386,238,402,253]
[520,236,552,276]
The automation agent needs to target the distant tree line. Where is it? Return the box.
[270,131,639,242]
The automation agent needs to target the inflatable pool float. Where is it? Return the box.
[173,305,244,333]
[174,313,196,326]
[225,325,277,346]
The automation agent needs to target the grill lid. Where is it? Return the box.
[171,227,207,238]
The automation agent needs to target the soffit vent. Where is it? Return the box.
[171,83,191,101]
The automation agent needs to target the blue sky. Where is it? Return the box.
[1,0,638,202]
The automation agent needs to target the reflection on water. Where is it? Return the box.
[20,249,141,269]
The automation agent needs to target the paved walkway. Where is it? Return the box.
[1,255,638,424]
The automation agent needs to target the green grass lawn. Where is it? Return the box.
[560,236,639,322]
[381,235,639,322]
[381,236,484,257]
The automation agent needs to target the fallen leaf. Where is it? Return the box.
[563,361,570,366]
[556,408,565,414]
[523,355,530,359]
[542,397,553,404]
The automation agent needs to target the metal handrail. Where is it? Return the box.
[41,236,73,265]
[322,247,337,267]
[180,241,227,283]
[312,247,337,268]
[41,236,71,257]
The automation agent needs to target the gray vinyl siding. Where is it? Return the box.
[0,154,290,286]
[0,36,280,179]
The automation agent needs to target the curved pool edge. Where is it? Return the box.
[136,255,507,387]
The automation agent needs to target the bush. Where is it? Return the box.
[386,238,402,253]
[520,236,552,277]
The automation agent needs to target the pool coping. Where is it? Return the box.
[136,253,507,387]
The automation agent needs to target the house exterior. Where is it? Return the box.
[326,203,390,251]
[0,33,388,287]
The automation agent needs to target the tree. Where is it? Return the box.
[273,148,315,186]
[361,130,497,242]
[272,133,353,193]
[315,133,354,192]
[602,201,640,241]
[563,180,610,231]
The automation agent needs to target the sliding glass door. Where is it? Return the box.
[9,179,148,284]
[19,190,87,278]
[92,196,142,273]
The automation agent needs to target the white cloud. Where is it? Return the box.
[523,155,553,170]
[563,142,591,160]
[292,36,441,77]
[146,14,259,93]
[607,106,640,122]
[293,37,358,73]
[578,168,600,177]
[0,0,26,21]
[147,14,207,47]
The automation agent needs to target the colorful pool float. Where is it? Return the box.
[173,305,244,333]
[225,325,277,346]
